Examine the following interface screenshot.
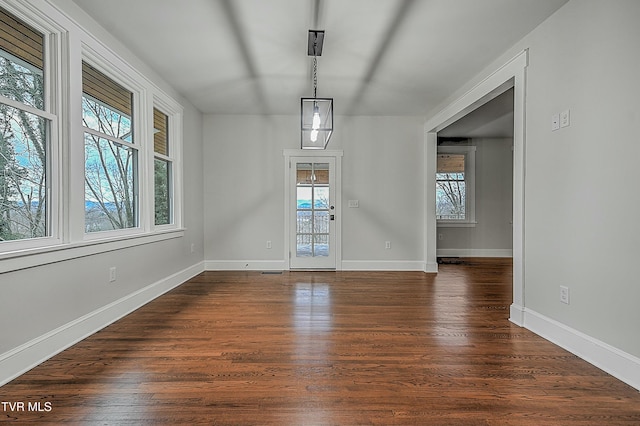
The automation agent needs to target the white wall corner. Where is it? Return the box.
[0,261,204,387]
[523,308,640,392]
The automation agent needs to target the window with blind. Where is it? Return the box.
[0,2,184,263]
[0,7,52,242]
[436,146,476,224]
[153,107,172,226]
[82,61,138,233]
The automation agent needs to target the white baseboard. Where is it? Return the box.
[341,260,425,271]
[205,260,428,272]
[205,260,287,271]
[509,303,525,326]
[0,261,204,387]
[436,249,513,258]
[509,303,524,327]
[523,308,640,391]
[424,262,438,273]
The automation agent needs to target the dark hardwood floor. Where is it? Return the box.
[2,259,640,425]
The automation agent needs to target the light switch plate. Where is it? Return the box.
[560,109,570,128]
[551,113,560,131]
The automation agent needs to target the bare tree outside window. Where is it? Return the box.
[82,63,137,233]
[436,172,466,220]
[0,52,47,241]
[436,153,466,220]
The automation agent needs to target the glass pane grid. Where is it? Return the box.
[295,162,330,258]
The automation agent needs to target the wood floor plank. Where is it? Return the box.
[2,260,640,424]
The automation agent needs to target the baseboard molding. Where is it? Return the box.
[341,260,425,271]
[436,249,513,258]
[0,261,205,387]
[205,260,287,271]
[205,260,429,272]
[509,303,525,326]
[523,308,640,391]
[424,262,438,273]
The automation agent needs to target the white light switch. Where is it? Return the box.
[560,109,570,128]
[348,200,359,208]
[551,113,560,131]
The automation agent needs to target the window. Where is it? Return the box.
[0,7,51,243]
[82,61,138,233]
[436,146,475,225]
[0,2,184,268]
[153,107,172,226]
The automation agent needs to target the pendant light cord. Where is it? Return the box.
[313,56,318,99]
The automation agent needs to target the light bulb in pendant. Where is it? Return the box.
[312,106,321,130]
[310,129,319,142]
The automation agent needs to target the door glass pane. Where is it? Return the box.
[296,234,312,257]
[313,163,329,184]
[296,163,313,184]
[297,210,311,234]
[296,162,330,259]
[297,186,311,209]
[314,211,329,233]
[313,187,329,209]
[314,235,329,257]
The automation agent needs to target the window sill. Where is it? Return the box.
[0,228,185,274]
[437,221,477,228]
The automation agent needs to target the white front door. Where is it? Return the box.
[289,157,337,269]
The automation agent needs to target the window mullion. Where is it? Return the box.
[0,94,55,121]
[82,127,137,150]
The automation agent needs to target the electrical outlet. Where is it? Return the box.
[560,286,570,304]
[385,241,391,249]
[190,243,195,253]
[266,240,272,249]
[109,267,117,283]
[438,233,444,241]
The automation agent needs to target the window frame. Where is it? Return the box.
[0,4,63,252]
[151,105,173,228]
[436,145,476,227]
[81,58,140,237]
[0,1,185,270]
[151,96,183,232]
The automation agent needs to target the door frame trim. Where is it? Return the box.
[283,149,343,270]
[424,50,528,326]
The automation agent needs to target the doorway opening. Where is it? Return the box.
[424,50,527,325]
[435,88,514,262]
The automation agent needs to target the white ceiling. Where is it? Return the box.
[439,87,514,139]
[68,0,567,118]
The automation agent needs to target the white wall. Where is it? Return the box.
[203,114,424,270]
[522,0,640,359]
[426,0,640,385]
[437,138,513,257]
[0,0,204,384]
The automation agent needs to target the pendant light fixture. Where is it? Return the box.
[301,30,333,149]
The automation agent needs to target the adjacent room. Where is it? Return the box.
[1,0,639,423]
